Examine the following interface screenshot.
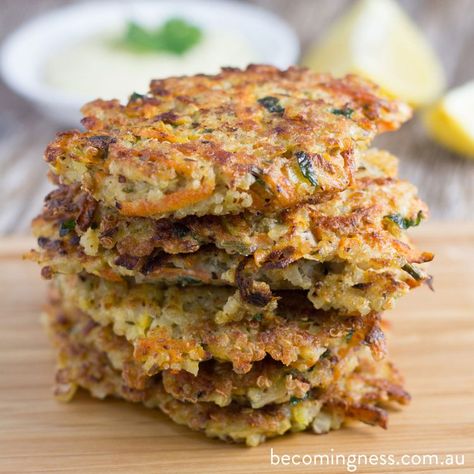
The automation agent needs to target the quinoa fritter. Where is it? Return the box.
[45,65,411,219]
[158,354,408,447]
[37,246,424,316]
[31,149,432,315]
[53,274,386,376]
[34,151,426,266]
[31,65,425,447]
[45,301,382,409]
[45,301,408,446]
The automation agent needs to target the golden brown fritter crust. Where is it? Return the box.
[53,273,386,376]
[44,301,409,446]
[45,65,411,219]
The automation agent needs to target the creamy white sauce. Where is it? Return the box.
[44,29,258,101]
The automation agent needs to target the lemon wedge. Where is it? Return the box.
[302,0,445,107]
[424,81,474,158]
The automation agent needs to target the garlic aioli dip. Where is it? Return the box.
[44,29,258,101]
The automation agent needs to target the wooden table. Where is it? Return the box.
[1,222,473,473]
[0,0,474,235]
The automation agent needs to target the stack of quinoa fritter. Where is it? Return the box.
[30,65,432,446]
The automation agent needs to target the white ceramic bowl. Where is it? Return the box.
[0,0,299,125]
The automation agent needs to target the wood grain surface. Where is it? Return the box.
[0,0,474,235]
[1,222,473,473]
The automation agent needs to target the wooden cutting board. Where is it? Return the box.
[1,222,473,474]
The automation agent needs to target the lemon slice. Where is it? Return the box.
[302,0,445,107]
[424,81,474,158]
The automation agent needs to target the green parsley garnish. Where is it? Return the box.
[122,18,202,55]
[345,329,354,343]
[295,151,318,187]
[385,210,424,230]
[257,96,285,114]
[59,219,76,237]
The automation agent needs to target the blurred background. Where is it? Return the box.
[1,0,473,235]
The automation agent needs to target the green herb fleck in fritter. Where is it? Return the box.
[129,92,145,102]
[296,151,318,187]
[331,107,354,118]
[257,96,285,114]
[385,210,424,229]
[59,219,76,237]
[402,263,423,280]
